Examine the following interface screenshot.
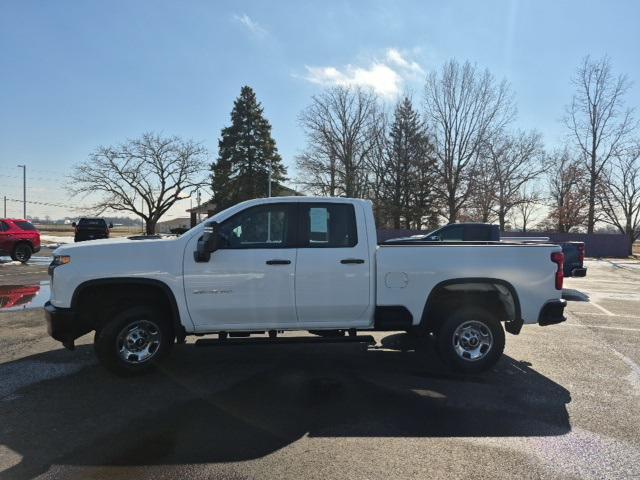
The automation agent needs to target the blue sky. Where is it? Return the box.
[1,0,639,219]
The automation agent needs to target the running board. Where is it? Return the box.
[194,335,376,347]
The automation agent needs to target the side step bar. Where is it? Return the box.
[195,334,376,347]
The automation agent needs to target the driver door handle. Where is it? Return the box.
[266,259,291,265]
[340,258,365,264]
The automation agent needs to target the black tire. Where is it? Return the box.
[94,305,174,376]
[11,243,32,263]
[435,306,505,374]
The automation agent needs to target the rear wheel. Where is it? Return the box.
[94,305,174,376]
[435,306,505,374]
[11,243,32,263]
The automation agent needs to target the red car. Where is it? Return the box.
[0,219,41,263]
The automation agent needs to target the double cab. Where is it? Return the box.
[45,197,566,375]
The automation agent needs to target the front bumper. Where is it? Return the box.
[44,301,89,350]
[538,299,567,326]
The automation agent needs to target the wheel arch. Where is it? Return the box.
[420,277,523,335]
[12,240,34,251]
[71,278,185,339]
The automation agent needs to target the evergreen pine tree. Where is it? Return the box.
[211,86,287,211]
[383,97,438,229]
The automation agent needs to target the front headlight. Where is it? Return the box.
[48,255,71,276]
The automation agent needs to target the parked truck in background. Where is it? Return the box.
[45,198,567,376]
[385,223,587,278]
[73,218,113,242]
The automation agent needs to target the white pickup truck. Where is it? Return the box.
[45,197,567,375]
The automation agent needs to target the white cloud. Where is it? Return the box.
[301,48,424,99]
[385,48,425,76]
[304,64,402,98]
[233,13,267,37]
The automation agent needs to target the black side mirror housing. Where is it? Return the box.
[71,222,77,227]
[108,222,113,229]
[194,221,219,263]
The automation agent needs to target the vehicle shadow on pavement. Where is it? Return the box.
[0,335,571,480]
[562,288,590,302]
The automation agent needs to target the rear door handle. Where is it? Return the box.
[266,259,291,265]
[340,258,365,264]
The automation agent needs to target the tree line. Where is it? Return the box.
[71,56,639,254]
[293,56,639,253]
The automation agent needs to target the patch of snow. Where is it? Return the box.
[0,259,22,266]
[40,234,74,247]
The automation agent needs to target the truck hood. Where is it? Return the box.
[54,235,177,255]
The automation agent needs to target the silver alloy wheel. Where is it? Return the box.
[452,320,493,362]
[116,320,162,364]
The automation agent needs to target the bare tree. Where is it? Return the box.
[598,144,640,255]
[71,133,208,234]
[487,130,544,230]
[466,158,498,223]
[545,148,590,233]
[565,55,636,233]
[510,185,543,232]
[296,86,382,197]
[362,113,389,225]
[424,59,516,223]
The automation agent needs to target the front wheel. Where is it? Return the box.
[94,306,174,376]
[11,243,32,263]
[436,307,505,374]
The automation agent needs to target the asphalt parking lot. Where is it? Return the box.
[0,256,639,479]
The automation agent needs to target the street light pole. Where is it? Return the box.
[17,165,26,219]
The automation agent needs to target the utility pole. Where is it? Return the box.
[3,196,6,217]
[196,189,201,224]
[17,165,26,219]
[268,158,272,197]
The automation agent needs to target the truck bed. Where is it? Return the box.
[376,242,561,325]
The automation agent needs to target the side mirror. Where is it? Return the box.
[71,222,77,227]
[194,222,219,263]
[108,222,113,229]
[429,235,440,241]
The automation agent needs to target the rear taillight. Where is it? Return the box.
[551,252,564,290]
[577,244,585,263]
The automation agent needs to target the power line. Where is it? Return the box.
[1,173,67,184]
[4,197,90,210]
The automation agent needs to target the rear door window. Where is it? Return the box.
[14,221,36,231]
[464,225,492,241]
[300,203,358,248]
[439,225,464,241]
